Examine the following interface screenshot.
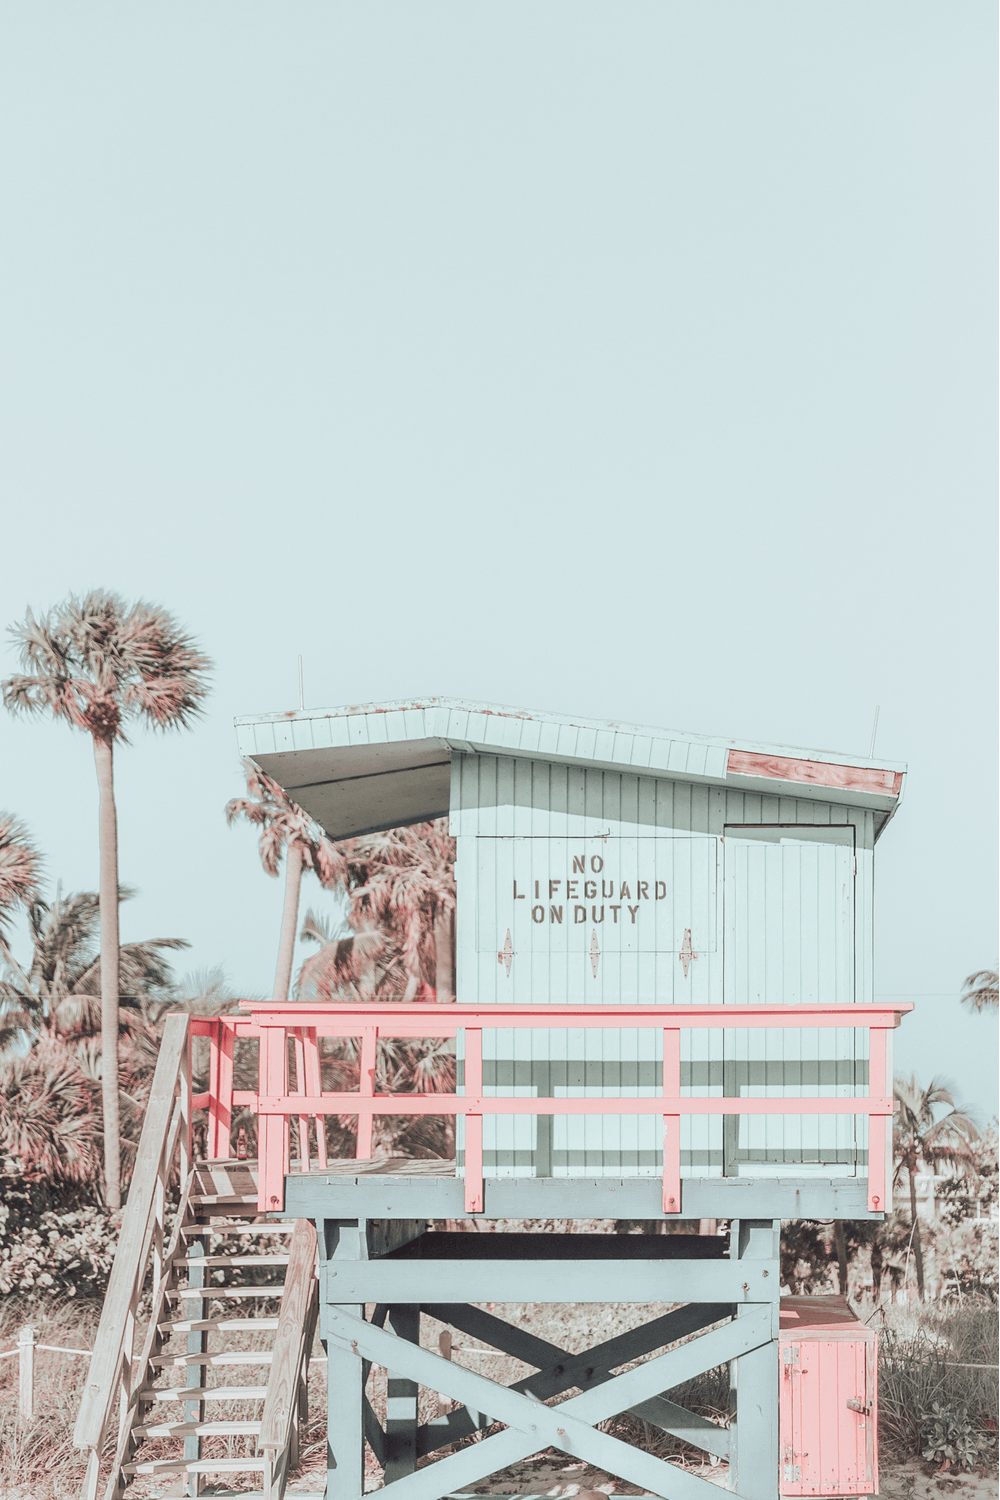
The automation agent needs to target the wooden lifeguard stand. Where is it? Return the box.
[74,698,910,1500]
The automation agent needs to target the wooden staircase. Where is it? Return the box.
[74,1019,324,1500]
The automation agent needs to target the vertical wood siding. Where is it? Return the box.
[452,755,874,1181]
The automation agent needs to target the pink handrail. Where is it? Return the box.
[190,1003,910,1218]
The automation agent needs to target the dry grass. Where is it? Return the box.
[2,1285,996,1497]
[876,1298,999,1465]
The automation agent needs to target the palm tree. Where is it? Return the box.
[336,820,457,1001]
[960,970,998,1013]
[892,1074,980,1300]
[0,883,187,1050]
[0,812,42,933]
[226,761,341,1004]
[2,591,211,1207]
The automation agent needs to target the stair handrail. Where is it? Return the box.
[260,1218,319,1498]
[73,1012,192,1467]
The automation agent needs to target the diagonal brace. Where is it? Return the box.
[419,1302,733,1458]
[328,1307,769,1500]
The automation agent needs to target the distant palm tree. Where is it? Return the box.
[2,591,211,1207]
[0,812,41,933]
[226,761,340,1004]
[959,970,998,1013]
[0,883,187,1049]
[337,820,457,1001]
[893,1074,980,1300]
[0,1040,102,1185]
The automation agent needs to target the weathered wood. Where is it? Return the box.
[75,1014,190,1454]
[260,1218,317,1454]
[329,1305,763,1500]
[417,1301,733,1454]
[729,1221,780,1500]
[327,1256,774,1305]
[384,1306,420,1481]
[101,1165,195,1500]
[285,1172,884,1221]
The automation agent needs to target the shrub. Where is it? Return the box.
[0,1167,119,1302]
[920,1400,996,1470]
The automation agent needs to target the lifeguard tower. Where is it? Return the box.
[74,699,910,1500]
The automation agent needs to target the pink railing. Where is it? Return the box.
[191,1003,910,1217]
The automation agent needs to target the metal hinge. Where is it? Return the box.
[783,1345,799,1365]
[783,1465,801,1482]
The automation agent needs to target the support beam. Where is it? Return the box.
[325,1257,773,1305]
[323,1310,365,1500]
[384,1307,420,1481]
[729,1221,780,1500]
[286,1173,883,1222]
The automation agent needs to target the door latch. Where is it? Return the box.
[846,1399,871,1416]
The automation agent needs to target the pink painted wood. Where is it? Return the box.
[293,1030,310,1172]
[867,1029,888,1213]
[463,1028,484,1213]
[258,1025,289,1213]
[302,1028,327,1170]
[662,1028,681,1215]
[356,1027,377,1160]
[207,1003,911,1216]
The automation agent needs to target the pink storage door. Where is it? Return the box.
[779,1298,877,1497]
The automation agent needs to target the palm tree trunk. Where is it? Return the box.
[908,1153,925,1300]
[834,1221,848,1295]
[273,842,304,1003]
[434,907,454,1003]
[93,735,121,1211]
[871,1240,884,1303]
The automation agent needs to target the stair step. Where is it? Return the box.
[159,1315,281,1335]
[133,1417,262,1439]
[168,1287,285,1301]
[142,1385,268,1402]
[178,1254,290,1267]
[151,1351,274,1369]
[125,1457,268,1476]
[190,1192,259,1206]
[182,1221,296,1236]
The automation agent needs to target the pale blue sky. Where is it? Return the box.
[1,5,996,1114]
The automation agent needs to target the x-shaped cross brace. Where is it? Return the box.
[417,1300,734,1460]
[326,1303,771,1500]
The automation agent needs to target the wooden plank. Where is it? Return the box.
[260,1219,317,1454]
[286,1174,882,1221]
[726,751,900,797]
[74,1013,190,1453]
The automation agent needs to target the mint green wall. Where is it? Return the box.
[451,753,876,1180]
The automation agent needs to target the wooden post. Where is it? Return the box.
[728,1220,780,1500]
[868,1027,888,1213]
[294,1029,311,1172]
[184,1236,207,1498]
[663,1027,681,1214]
[356,1027,377,1160]
[303,1028,328,1170]
[18,1326,35,1421]
[384,1306,420,1480]
[258,1024,289,1214]
[464,1028,483,1214]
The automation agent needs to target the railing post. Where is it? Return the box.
[464,1027,483,1214]
[258,1023,289,1214]
[303,1028,328,1169]
[18,1325,35,1421]
[356,1026,377,1160]
[179,1022,192,1184]
[663,1027,681,1214]
[294,1029,311,1172]
[868,1027,889,1213]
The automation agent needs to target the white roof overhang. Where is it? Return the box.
[234,697,907,841]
